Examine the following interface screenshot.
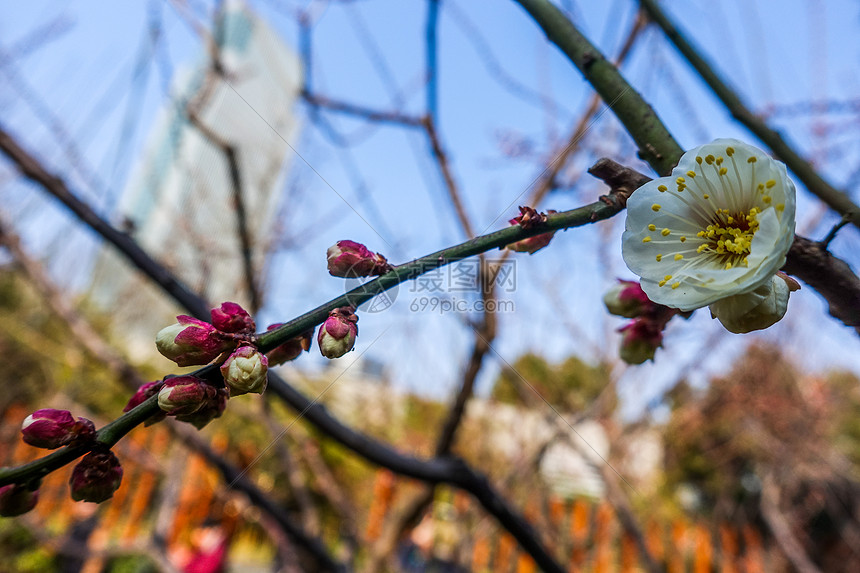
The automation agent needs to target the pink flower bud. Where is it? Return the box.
[603,280,653,318]
[0,484,39,516]
[175,387,228,429]
[265,325,314,366]
[505,207,556,254]
[123,381,167,426]
[221,345,268,396]
[69,417,97,445]
[155,315,235,367]
[318,307,358,359]
[21,409,76,449]
[618,318,663,364]
[327,240,392,277]
[70,450,123,503]
[210,302,256,334]
[157,376,215,416]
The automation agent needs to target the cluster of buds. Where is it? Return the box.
[153,301,269,399]
[506,206,557,254]
[327,240,392,278]
[318,307,358,359]
[604,279,679,364]
[14,408,126,511]
[155,302,256,367]
[21,409,96,449]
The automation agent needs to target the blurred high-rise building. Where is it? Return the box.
[89,1,302,361]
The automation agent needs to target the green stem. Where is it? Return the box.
[638,0,860,229]
[0,396,160,487]
[256,198,621,351]
[1,197,625,488]
[514,0,683,175]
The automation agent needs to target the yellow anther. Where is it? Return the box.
[742,257,749,266]
[726,146,734,156]
[766,179,776,188]
[658,280,667,287]
[697,231,705,237]
[674,254,684,261]
[696,156,703,164]
[680,236,687,242]
[686,170,696,178]
[648,224,656,231]
[677,185,685,192]
[656,254,662,262]
[652,204,661,212]
[697,244,707,253]
[719,167,728,175]
[671,282,680,289]
[747,156,757,163]
[758,183,765,191]
[727,216,734,224]
[705,154,715,164]
[762,196,771,204]
[661,228,671,236]
[642,236,652,243]
[725,262,732,270]
[657,184,668,192]
[716,157,723,166]
[776,203,785,211]
[676,177,685,184]
[703,194,710,199]
[664,275,673,281]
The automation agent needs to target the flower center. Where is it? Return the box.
[696,207,759,269]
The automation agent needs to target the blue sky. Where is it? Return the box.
[2,0,860,419]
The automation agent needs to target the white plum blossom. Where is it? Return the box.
[622,139,796,330]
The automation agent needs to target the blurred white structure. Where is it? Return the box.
[90,1,302,361]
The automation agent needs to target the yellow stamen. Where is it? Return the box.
[686,170,696,178]
[648,224,656,231]
[657,184,668,192]
[725,262,732,270]
[671,282,680,289]
[674,254,683,261]
[747,156,757,163]
[652,204,661,212]
[642,236,652,243]
[703,194,710,199]
[680,236,686,242]
[766,179,776,188]
[726,146,734,156]
[661,228,671,236]
[719,167,727,175]
[656,254,662,262]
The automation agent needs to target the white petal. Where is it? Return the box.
[709,274,790,333]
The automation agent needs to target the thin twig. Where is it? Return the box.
[638,0,860,230]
